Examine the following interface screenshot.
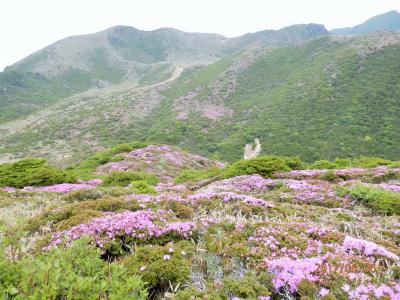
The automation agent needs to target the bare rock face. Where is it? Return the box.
[96,144,225,183]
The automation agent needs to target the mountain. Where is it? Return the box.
[1,31,400,165]
[331,10,400,35]
[0,24,327,124]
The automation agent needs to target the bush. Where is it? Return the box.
[336,184,400,215]
[121,241,194,295]
[102,171,159,187]
[320,170,338,182]
[0,158,75,188]
[174,167,222,184]
[25,198,140,232]
[351,156,392,168]
[0,238,148,299]
[222,156,291,178]
[310,160,338,170]
[222,272,272,298]
[67,142,147,179]
[62,188,105,203]
[282,156,308,170]
[130,180,157,194]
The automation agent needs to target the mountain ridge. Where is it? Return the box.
[330,10,400,35]
[0,23,328,124]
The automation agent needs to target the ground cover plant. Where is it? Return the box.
[1,145,400,299]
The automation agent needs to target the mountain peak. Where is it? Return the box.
[331,10,400,35]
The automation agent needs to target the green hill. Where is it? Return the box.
[1,32,400,164]
[0,24,327,124]
[331,10,400,35]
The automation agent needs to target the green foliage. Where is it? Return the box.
[336,184,400,215]
[25,198,140,233]
[174,288,225,300]
[67,142,147,179]
[311,156,397,170]
[0,238,148,299]
[320,170,338,182]
[311,160,338,170]
[121,241,194,295]
[222,156,291,178]
[222,272,272,298]
[102,171,159,187]
[0,158,75,188]
[130,180,157,194]
[297,279,318,297]
[174,167,222,184]
[62,188,105,203]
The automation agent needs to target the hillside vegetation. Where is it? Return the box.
[1,32,400,165]
[1,145,400,299]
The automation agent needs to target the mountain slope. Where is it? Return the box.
[331,10,400,35]
[1,32,400,164]
[0,24,327,124]
[146,32,400,162]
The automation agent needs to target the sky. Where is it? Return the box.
[0,0,399,71]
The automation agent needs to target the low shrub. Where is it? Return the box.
[25,197,140,232]
[0,158,75,188]
[222,156,291,178]
[121,241,194,296]
[0,238,148,299]
[62,188,105,203]
[67,141,147,179]
[282,156,308,170]
[310,160,338,170]
[174,167,222,184]
[102,171,159,187]
[320,170,339,182]
[336,184,400,215]
[223,272,272,299]
[130,180,157,194]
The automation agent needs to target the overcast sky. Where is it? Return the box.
[0,0,399,71]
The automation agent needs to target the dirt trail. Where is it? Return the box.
[0,66,184,141]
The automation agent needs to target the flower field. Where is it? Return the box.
[1,150,400,299]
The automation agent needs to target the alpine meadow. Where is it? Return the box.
[1,5,400,300]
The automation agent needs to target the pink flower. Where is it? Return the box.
[320,288,330,296]
[163,255,171,261]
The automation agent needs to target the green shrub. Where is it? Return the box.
[62,188,105,203]
[130,180,157,194]
[297,279,318,297]
[121,241,194,295]
[174,167,222,184]
[0,238,148,299]
[282,156,308,170]
[336,184,400,215]
[320,170,338,182]
[102,171,159,187]
[222,156,291,178]
[310,160,338,170]
[223,272,272,298]
[0,158,75,188]
[174,288,225,300]
[351,156,392,168]
[370,171,400,184]
[67,142,147,179]
[25,198,140,232]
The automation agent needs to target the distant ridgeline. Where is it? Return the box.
[0,11,400,164]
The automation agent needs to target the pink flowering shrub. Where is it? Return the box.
[47,209,197,252]
[343,236,399,261]
[202,175,278,193]
[266,256,323,292]
[343,283,400,299]
[128,190,275,208]
[21,179,102,193]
